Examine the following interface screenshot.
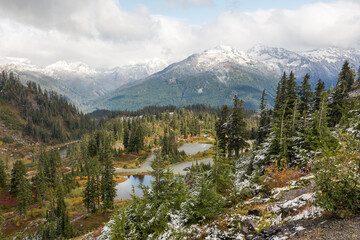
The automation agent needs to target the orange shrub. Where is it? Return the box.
[261,163,303,190]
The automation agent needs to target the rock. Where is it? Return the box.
[242,219,257,231]
[260,225,282,237]
[252,236,266,240]
[248,209,263,216]
[241,225,249,235]
[280,206,296,218]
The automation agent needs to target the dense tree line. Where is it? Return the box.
[0,71,96,143]
[254,60,357,168]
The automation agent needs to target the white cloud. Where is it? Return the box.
[162,0,213,8]
[0,0,359,67]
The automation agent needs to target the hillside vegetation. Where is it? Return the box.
[0,71,95,144]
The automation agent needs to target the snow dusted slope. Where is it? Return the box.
[0,57,168,111]
[248,44,360,87]
[1,44,359,112]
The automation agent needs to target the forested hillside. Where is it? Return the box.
[0,71,95,143]
[94,61,360,239]
[1,61,360,240]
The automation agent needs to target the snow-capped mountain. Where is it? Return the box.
[93,45,360,111]
[0,57,168,110]
[1,44,359,112]
[248,44,360,87]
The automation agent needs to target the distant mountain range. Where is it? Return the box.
[0,57,168,110]
[1,45,359,112]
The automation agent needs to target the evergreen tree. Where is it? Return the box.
[215,105,230,153]
[123,124,129,149]
[287,71,297,111]
[298,74,313,127]
[0,158,7,188]
[10,160,27,195]
[274,72,288,114]
[213,145,233,195]
[100,135,116,210]
[17,176,32,219]
[329,61,354,126]
[257,89,271,145]
[228,95,248,157]
[83,157,100,212]
[314,79,325,111]
[55,189,74,238]
[185,174,224,223]
[151,151,166,196]
[36,168,47,206]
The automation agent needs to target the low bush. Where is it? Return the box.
[314,133,360,214]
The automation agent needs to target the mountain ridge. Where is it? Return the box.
[1,45,360,112]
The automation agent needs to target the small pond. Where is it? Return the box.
[115,175,153,200]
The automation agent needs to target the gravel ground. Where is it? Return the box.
[289,215,360,240]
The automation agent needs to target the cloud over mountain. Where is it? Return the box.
[0,0,359,67]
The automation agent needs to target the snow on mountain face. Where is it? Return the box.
[0,57,39,72]
[44,61,98,78]
[195,45,253,71]
[299,47,360,64]
[247,44,309,73]
[0,57,168,110]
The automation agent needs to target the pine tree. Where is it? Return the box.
[314,79,325,111]
[151,151,166,196]
[298,74,313,127]
[274,72,288,114]
[215,105,230,153]
[17,176,32,219]
[100,135,116,210]
[123,124,129,150]
[229,95,248,158]
[10,160,27,195]
[55,188,74,238]
[329,61,354,126]
[0,158,7,188]
[287,71,297,111]
[83,157,100,212]
[185,174,224,223]
[213,144,233,195]
[257,89,271,145]
[36,168,47,206]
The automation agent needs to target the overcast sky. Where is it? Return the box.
[0,0,359,67]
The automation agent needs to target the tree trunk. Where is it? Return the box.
[280,100,288,145]
[291,100,297,136]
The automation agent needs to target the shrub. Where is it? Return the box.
[314,133,360,214]
[2,136,14,144]
[261,163,302,191]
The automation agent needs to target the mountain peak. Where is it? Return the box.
[194,45,251,71]
[44,61,97,76]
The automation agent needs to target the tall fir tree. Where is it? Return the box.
[10,160,27,195]
[314,79,325,111]
[0,158,7,188]
[100,134,116,210]
[298,74,313,127]
[229,95,248,158]
[151,151,166,196]
[287,71,297,111]
[215,105,230,153]
[257,89,271,145]
[329,61,354,126]
[17,176,32,219]
[274,72,288,115]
